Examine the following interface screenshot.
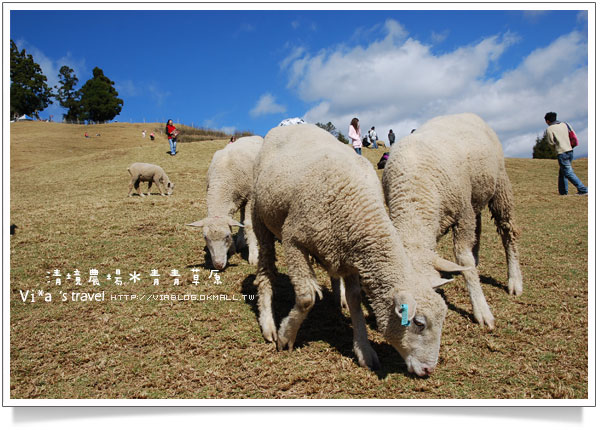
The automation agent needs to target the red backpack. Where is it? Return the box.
[565,122,579,148]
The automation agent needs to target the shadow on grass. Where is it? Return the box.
[434,273,508,324]
[240,273,416,379]
[437,289,477,324]
[480,274,508,293]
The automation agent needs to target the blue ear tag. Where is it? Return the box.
[400,304,411,327]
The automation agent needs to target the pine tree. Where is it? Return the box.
[337,132,349,144]
[55,66,81,122]
[79,67,123,123]
[532,135,557,159]
[315,121,336,133]
[10,40,54,118]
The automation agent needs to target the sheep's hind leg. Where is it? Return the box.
[345,274,380,370]
[276,239,321,351]
[252,212,278,343]
[135,179,144,197]
[473,212,481,266]
[453,212,495,329]
[488,175,523,296]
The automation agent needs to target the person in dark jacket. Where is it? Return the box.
[388,129,395,146]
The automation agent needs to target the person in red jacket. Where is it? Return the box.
[166,119,178,155]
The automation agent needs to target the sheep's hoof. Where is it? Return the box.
[276,336,293,351]
[248,252,259,266]
[356,345,381,370]
[479,316,495,330]
[260,321,278,344]
[508,278,523,296]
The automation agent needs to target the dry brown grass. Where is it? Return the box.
[9,122,589,399]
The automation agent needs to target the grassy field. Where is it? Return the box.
[9,121,589,400]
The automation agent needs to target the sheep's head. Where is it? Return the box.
[187,216,243,270]
[381,281,448,377]
[166,182,175,196]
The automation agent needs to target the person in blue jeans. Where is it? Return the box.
[166,119,178,156]
[544,112,588,195]
[368,126,378,149]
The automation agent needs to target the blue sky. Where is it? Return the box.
[8,6,590,157]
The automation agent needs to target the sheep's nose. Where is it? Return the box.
[422,366,434,376]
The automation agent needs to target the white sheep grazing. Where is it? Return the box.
[252,124,450,376]
[127,162,174,197]
[382,113,523,329]
[187,136,263,270]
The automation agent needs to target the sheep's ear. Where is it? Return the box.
[393,291,416,322]
[187,220,205,228]
[227,217,244,228]
[431,277,454,290]
[433,255,471,273]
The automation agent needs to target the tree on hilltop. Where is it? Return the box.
[316,121,336,134]
[79,67,123,123]
[10,40,54,118]
[316,121,349,144]
[532,135,557,159]
[55,66,81,122]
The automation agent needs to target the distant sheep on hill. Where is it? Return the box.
[187,136,263,270]
[127,163,174,197]
[382,113,523,329]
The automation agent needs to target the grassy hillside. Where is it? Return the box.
[9,121,589,400]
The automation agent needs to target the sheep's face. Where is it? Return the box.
[166,182,175,196]
[187,217,244,270]
[383,286,447,377]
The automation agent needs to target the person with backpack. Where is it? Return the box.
[368,126,378,149]
[543,112,587,195]
[348,117,363,155]
[166,119,179,156]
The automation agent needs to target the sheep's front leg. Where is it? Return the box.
[331,277,348,312]
[154,175,166,196]
[146,179,154,196]
[276,239,321,351]
[244,199,259,266]
[453,216,495,329]
[344,274,380,370]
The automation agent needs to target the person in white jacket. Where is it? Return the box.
[348,117,362,155]
[368,126,378,149]
[544,112,588,195]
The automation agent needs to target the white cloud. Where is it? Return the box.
[147,83,171,106]
[250,93,286,117]
[281,21,588,157]
[431,30,449,44]
[116,79,138,97]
